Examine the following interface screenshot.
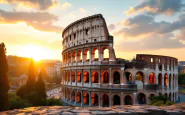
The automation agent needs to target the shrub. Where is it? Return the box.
[47,98,63,106]
[9,93,25,110]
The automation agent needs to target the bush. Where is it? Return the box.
[9,93,26,110]
[47,98,63,106]
[150,95,174,106]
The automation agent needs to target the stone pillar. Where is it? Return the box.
[75,70,77,86]
[121,93,124,105]
[109,92,113,107]
[82,49,84,63]
[98,92,101,107]
[81,91,84,107]
[98,45,102,61]
[109,68,112,87]
[89,69,92,87]
[70,70,72,85]
[89,92,92,106]
[81,70,84,87]
[98,69,101,87]
[133,93,137,104]
[89,47,92,64]
[74,91,77,106]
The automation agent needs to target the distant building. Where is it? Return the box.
[11,74,28,87]
[46,61,62,78]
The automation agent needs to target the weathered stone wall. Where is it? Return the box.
[1,103,185,115]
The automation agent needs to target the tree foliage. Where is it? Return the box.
[178,74,185,86]
[150,95,174,106]
[0,43,10,111]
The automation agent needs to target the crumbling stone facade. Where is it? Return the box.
[61,14,178,107]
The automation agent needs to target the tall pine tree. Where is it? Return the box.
[0,43,9,111]
[26,59,36,92]
[35,69,46,105]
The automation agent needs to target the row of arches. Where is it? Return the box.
[63,70,177,87]
[63,47,110,64]
[63,89,178,106]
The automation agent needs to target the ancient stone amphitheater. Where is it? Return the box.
[61,14,178,107]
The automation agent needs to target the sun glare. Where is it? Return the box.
[17,45,50,61]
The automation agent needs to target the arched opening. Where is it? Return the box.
[102,48,109,60]
[68,53,71,63]
[164,73,168,87]
[113,71,120,84]
[77,72,81,82]
[67,90,70,100]
[92,71,99,83]
[84,71,89,83]
[77,50,82,62]
[83,92,89,105]
[158,73,162,86]
[164,93,168,97]
[149,72,156,84]
[113,95,120,105]
[92,48,99,61]
[72,91,75,102]
[137,93,146,104]
[169,93,171,101]
[84,49,90,61]
[102,71,109,83]
[102,94,109,107]
[125,72,132,84]
[72,51,76,62]
[124,95,133,105]
[92,93,98,106]
[135,72,144,83]
[169,74,171,88]
[72,71,75,82]
[68,72,70,82]
[77,92,81,103]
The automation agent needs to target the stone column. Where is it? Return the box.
[109,68,112,87]
[98,69,101,87]
[81,91,84,107]
[89,92,91,106]
[89,47,92,64]
[89,69,92,87]
[98,45,102,62]
[109,92,112,107]
[82,49,84,63]
[98,92,101,106]
[81,70,84,87]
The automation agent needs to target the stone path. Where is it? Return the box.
[1,103,185,115]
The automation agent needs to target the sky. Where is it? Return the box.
[0,0,185,61]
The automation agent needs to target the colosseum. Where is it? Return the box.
[61,14,178,107]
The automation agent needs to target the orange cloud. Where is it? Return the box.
[0,0,60,10]
[0,9,63,34]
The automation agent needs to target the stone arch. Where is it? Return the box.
[135,71,144,83]
[77,50,82,62]
[72,51,76,62]
[137,93,146,104]
[92,71,99,83]
[84,71,89,83]
[72,71,75,82]
[92,48,99,61]
[72,91,75,102]
[102,47,109,60]
[92,93,99,106]
[124,95,133,105]
[77,92,81,103]
[149,72,156,84]
[77,72,81,82]
[125,72,132,84]
[83,92,89,105]
[102,94,109,107]
[67,89,70,100]
[164,73,168,87]
[158,73,162,86]
[113,95,120,105]
[68,52,71,63]
[68,71,70,82]
[113,71,120,84]
[102,71,109,83]
[84,49,90,61]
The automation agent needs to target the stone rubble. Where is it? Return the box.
[1,103,185,115]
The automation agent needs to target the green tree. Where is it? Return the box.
[25,59,36,92]
[9,93,25,110]
[178,74,185,86]
[0,43,10,111]
[34,69,46,105]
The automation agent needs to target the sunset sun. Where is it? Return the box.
[17,45,49,61]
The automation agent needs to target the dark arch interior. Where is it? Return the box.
[113,71,120,84]
[113,95,120,105]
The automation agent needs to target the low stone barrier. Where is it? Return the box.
[1,103,185,115]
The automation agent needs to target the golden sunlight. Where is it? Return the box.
[17,45,50,61]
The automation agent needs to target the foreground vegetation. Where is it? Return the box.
[150,95,174,106]
[178,74,185,87]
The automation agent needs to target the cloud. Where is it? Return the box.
[61,2,72,10]
[0,9,63,33]
[115,14,185,38]
[108,24,115,31]
[79,8,86,13]
[115,33,185,52]
[125,0,185,16]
